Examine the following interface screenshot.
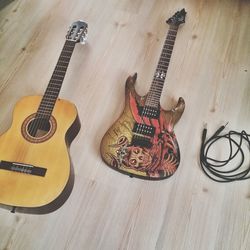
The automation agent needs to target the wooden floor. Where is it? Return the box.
[0,0,249,249]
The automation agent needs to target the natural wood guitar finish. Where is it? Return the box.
[0,21,87,213]
[0,96,79,209]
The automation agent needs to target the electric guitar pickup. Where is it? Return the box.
[100,10,186,180]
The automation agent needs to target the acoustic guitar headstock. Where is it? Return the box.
[66,20,88,44]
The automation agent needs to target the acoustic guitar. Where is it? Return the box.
[100,10,186,180]
[0,20,87,213]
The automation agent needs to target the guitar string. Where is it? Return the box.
[30,40,74,140]
[15,40,75,175]
[28,40,75,142]
[134,26,178,142]
[135,29,176,138]
[34,40,75,140]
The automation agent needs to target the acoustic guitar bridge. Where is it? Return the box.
[0,160,47,177]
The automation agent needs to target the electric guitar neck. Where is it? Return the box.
[100,9,186,180]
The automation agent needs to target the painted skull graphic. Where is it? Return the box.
[126,147,152,169]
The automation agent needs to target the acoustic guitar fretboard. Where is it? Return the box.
[37,40,76,118]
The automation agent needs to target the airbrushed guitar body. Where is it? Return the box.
[0,96,80,210]
[100,74,185,180]
[101,9,187,180]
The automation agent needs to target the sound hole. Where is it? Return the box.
[27,118,51,138]
[21,113,57,143]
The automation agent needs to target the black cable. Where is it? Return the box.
[200,123,250,182]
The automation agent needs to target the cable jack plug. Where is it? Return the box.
[202,122,207,143]
[212,122,229,137]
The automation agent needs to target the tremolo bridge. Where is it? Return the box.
[131,123,156,148]
[0,160,47,177]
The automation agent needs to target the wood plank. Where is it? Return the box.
[0,0,249,249]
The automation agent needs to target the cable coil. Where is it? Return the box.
[200,123,250,182]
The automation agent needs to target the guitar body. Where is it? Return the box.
[0,96,80,211]
[100,74,185,180]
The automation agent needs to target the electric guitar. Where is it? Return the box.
[0,20,87,213]
[100,10,186,180]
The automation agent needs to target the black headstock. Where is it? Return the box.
[166,9,187,26]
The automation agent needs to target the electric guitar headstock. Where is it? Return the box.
[166,8,187,26]
[66,20,88,44]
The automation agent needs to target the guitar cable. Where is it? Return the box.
[199,123,250,182]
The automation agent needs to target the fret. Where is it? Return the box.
[43,92,61,98]
[163,48,173,53]
[164,44,173,48]
[38,103,55,109]
[159,58,170,63]
[152,79,165,85]
[39,101,55,107]
[162,47,173,52]
[150,85,163,92]
[39,106,55,111]
[37,108,53,113]
[167,35,176,40]
[38,107,54,113]
[50,77,64,82]
[152,80,164,85]
[151,85,163,91]
[62,49,74,53]
[49,79,63,84]
[148,93,161,99]
[145,25,179,108]
[151,87,163,93]
[162,49,172,54]
[158,60,169,66]
[46,86,61,91]
[150,89,162,94]
[46,85,62,91]
[64,44,75,49]
[42,93,59,99]
[55,65,67,70]
[165,40,174,45]
[39,99,55,104]
[60,51,72,56]
[157,66,169,71]
[58,55,71,59]
[57,61,70,66]
[37,38,75,117]
[52,72,65,77]
[59,55,71,59]
[36,112,51,117]
[167,38,176,42]
[148,92,161,98]
[38,104,55,109]
[162,52,172,57]
[157,65,169,71]
[44,90,61,95]
[157,64,169,69]
[54,69,66,73]
[160,60,170,65]
[51,74,64,79]
[168,30,177,35]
